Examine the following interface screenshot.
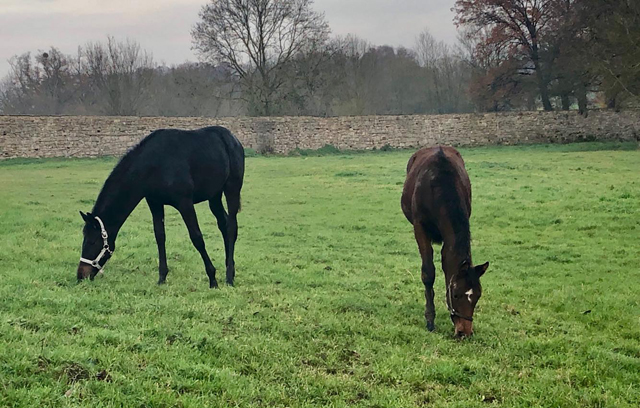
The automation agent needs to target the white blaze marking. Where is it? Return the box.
[465,289,473,303]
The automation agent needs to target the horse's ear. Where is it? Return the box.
[79,211,93,224]
[459,259,470,272]
[475,262,489,277]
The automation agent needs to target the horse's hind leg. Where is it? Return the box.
[209,194,230,271]
[414,222,436,331]
[147,199,169,284]
[223,189,241,286]
[177,199,218,288]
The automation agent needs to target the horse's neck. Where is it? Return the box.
[93,176,143,237]
[440,217,471,256]
[442,234,471,278]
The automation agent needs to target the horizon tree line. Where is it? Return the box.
[1,0,637,117]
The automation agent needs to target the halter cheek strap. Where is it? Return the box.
[79,216,113,272]
[447,275,474,322]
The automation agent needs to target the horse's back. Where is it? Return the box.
[134,126,244,203]
[401,146,471,238]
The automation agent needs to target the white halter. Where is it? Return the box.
[79,216,113,271]
[446,274,474,322]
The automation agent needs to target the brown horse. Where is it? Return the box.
[401,146,489,337]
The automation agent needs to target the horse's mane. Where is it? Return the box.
[92,130,163,213]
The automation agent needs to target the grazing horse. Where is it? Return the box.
[401,146,489,337]
[77,126,245,288]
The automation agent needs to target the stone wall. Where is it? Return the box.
[1,110,639,159]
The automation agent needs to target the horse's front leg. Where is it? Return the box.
[414,222,436,331]
[147,199,169,284]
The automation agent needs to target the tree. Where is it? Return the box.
[144,62,244,117]
[415,29,474,113]
[544,0,592,113]
[276,37,343,116]
[0,53,37,114]
[415,29,448,112]
[35,48,75,114]
[327,35,372,115]
[81,36,155,115]
[0,48,75,115]
[192,0,330,116]
[454,0,564,111]
[579,0,640,109]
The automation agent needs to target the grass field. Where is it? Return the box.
[1,142,639,407]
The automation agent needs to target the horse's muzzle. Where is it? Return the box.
[453,318,473,338]
[77,262,97,281]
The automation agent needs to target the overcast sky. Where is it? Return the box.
[0,0,458,78]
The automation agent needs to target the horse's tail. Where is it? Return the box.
[431,147,459,179]
[218,127,244,213]
[433,146,448,166]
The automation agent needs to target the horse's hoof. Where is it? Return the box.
[226,280,234,287]
[157,280,166,285]
[426,322,435,332]
[210,280,219,289]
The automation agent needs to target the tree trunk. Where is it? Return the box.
[537,74,553,111]
[532,45,553,111]
[577,87,588,117]
[561,94,570,110]
[607,98,616,109]
[263,98,270,116]
[607,95,620,112]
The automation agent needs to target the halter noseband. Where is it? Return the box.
[79,216,113,272]
[446,274,474,322]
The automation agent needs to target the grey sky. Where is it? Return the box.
[0,0,458,78]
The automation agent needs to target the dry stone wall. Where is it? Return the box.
[1,110,639,159]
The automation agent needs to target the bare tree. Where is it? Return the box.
[414,29,474,113]
[276,37,341,116]
[192,0,330,116]
[35,48,74,114]
[415,29,448,112]
[329,34,375,115]
[0,48,75,114]
[144,62,244,117]
[81,36,155,115]
[0,53,38,114]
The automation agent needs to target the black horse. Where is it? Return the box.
[77,126,245,288]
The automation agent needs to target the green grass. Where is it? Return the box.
[0,142,639,407]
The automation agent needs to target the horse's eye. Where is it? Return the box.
[453,293,460,300]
